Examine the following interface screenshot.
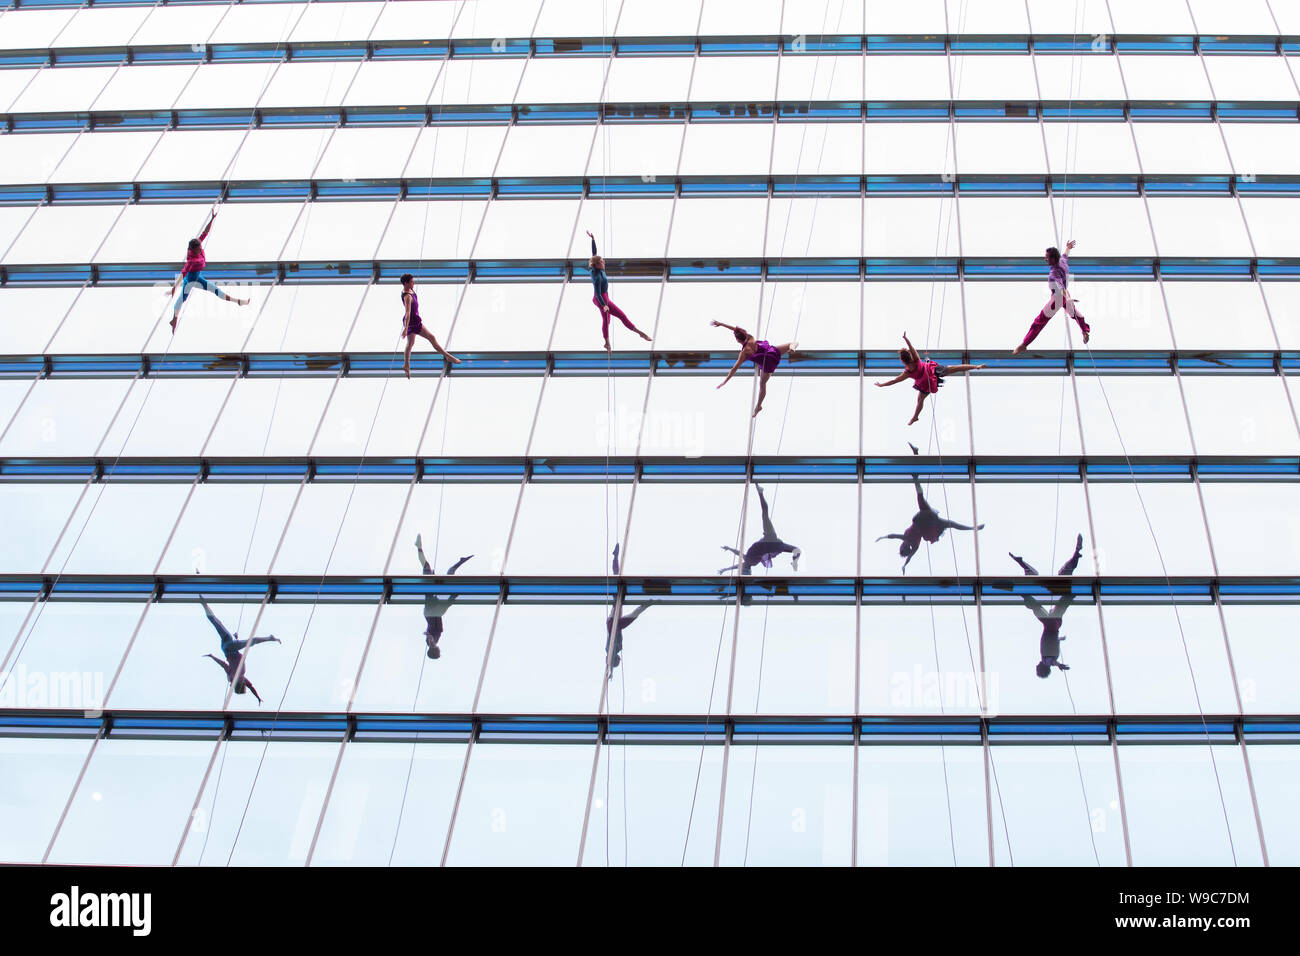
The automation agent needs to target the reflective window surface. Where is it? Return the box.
[0,0,1296,868]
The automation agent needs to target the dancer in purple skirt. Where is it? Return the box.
[712,320,807,417]
[400,273,460,379]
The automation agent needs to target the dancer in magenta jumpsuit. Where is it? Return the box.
[1012,239,1090,354]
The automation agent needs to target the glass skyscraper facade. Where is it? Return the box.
[0,0,1297,866]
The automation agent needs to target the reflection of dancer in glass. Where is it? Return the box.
[877,443,983,572]
[1012,239,1089,355]
[170,205,250,333]
[719,484,802,574]
[1009,533,1084,678]
[200,597,279,704]
[587,231,652,352]
[605,546,648,677]
[416,533,472,660]
[875,332,986,426]
[711,320,808,418]
[400,273,461,379]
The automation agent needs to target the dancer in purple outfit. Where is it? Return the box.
[400,273,460,379]
[199,597,279,704]
[875,332,985,426]
[711,320,807,417]
[719,484,802,575]
[1008,533,1085,678]
[1012,239,1090,355]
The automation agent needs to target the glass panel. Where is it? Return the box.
[717,744,854,866]
[453,282,560,352]
[280,199,394,262]
[971,375,1084,455]
[764,197,861,257]
[530,375,649,456]
[310,741,465,866]
[514,57,606,104]
[0,9,75,50]
[730,605,856,713]
[864,57,951,100]
[0,287,79,353]
[688,55,778,101]
[427,58,527,106]
[503,482,632,575]
[0,379,134,458]
[402,126,508,178]
[1075,375,1192,455]
[1261,282,1300,350]
[4,602,145,710]
[864,198,961,257]
[948,56,1039,101]
[614,0,703,36]
[959,197,1057,257]
[857,744,988,866]
[158,483,299,577]
[761,281,861,350]
[0,68,38,114]
[375,200,487,262]
[176,740,338,866]
[1222,124,1300,178]
[1103,605,1238,713]
[343,60,442,108]
[772,122,862,177]
[586,123,683,179]
[533,0,619,37]
[47,739,214,866]
[988,745,1127,866]
[443,742,593,867]
[55,7,152,48]
[1085,480,1214,575]
[1200,483,1300,575]
[1117,55,1213,100]
[1242,197,1300,260]
[581,742,724,867]
[784,0,865,34]
[4,203,122,264]
[861,479,979,577]
[96,201,215,264]
[775,55,864,102]
[47,484,190,575]
[495,124,595,177]
[311,376,440,458]
[111,600,375,713]
[1244,743,1300,865]
[227,129,335,181]
[698,0,782,34]
[678,123,772,177]
[863,281,965,350]
[1034,53,1128,100]
[1189,0,1282,36]
[46,287,167,354]
[639,376,756,456]
[1162,281,1273,349]
[604,56,694,102]
[242,283,368,353]
[347,280,462,353]
[0,738,94,864]
[1222,606,1300,715]
[195,201,304,263]
[271,484,406,576]
[1182,377,1300,455]
[621,482,743,577]
[205,2,304,45]
[203,378,335,457]
[1025,0,1114,36]
[1042,122,1140,176]
[654,281,758,351]
[965,279,1171,350]
[370,0,460,41]
[0,484,85,575]
[91,64,194,114]
[864,374,973,455]
[571,196,676,260]
[0,131,78,185]
[1108,0,1196,34]
[51,129,161,185]
[450,0,543,40]
[288,0,381,44]
[1203,56,1295,102]
[414,377,542,457]
[1118,744,1264,866]
[956,123,1048,175]
[131,5,226,48]
[314,126,421,181]
[171,63,281,111]
[1132,123,1230,175]
[97,378,231,459]
[666,197,769,259]
[136,129,246,183]
[258,61,361,110]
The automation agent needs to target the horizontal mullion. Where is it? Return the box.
[0,455,1297,483]
[0,709,1293,744]
[0,573,1296,605]
[2,33,1298,68]
[4,99,1299,132]
[1,350,1294,379]
[4,257,1298,286]
[3,173,1295,206]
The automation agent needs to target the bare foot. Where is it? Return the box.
[447,354,462,364]
[752,403,763,417]
[603,339,612,353]
[1011,344,1026,356]
[1082,330,1090,344]
[638,330,651,342]
[403,363,411,380]
[237,298,250,307]
[169,316,178,334]
[907,415,920,426]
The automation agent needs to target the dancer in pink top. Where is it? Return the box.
[712,319,807,417]
[1012,239,1090,354]
[876,332,985,426]
[169,206,250,334]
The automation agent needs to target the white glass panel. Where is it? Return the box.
[242,283,368,353]
[0,205,35,260]
[376,200,487,262]
[1241,197,1300,259]
[698,0,782,33]
[4,203,121,264]
[776,55,864,102]
[977,481,1097,577]
[49,286,177,354]
[257,61,361,110]
[91,64,194,113]
[572,197,675,260]
[131,5,225,48]
[1132,123,1230,174]
[678,123,772,176]
[614,0,702,36]
[864,123,955,175]
[959,197,1055,257]
[1107,0,1196,33]
[966,279,1171,350]
[402,125,508,178]
[158,482,297,577]
[1053,197,1156,257]
[1042,122,1140,175]
[0,287,79,352]
[47,483,190,574]
[0,739,92,863]
[864,56,951,99]
[9,66,115,114]
[1221,124,1300,177]
[654,281,760,351]
[1245,744,1300,866]
[96,201,211,264]
[0,131,76,185]
[1222,606,1300,715]
[0,68,38,114]
[948,56,1038,100]
[288,0,382,43]
[1086,481,1214,575]
[1104,605,1238,713]
[415,377,542,456]
[453,282,560,351]
[272,484,405,575]
[763,197,860,257]
[863,282,965,350]
[551,279,659,349]
[343,60,442,107]
[474,198,580,258]
[513,57,606,104]
[171,63,280,111]
[530,375,648,456]
[311,376,439,458]
[385,481,518,580]
[1261,282,1300,349]
[864,1,947,33]
[1075,376,1192,455]
[142,279,272,355]
[688,56,778,102]
[946,0,1028,32]
[1024,0,1114,34]
[585,123,683,179]
[97,378,231,459]
[1201,483,1300,574]
[772,122,861,176]
[347,281,462,353]
[956,123,1046,175]
[0,9,74,50]
[1187,0,1279,34]
[136,129,245,183]
[1118,55,1213,100]
[206,2,304,45]
[1034,54,1129,100]
[604,56,693,101]
[495,124,595,177]
[761,281,862,350]
[282,200,393,262]
[428,58,527,106]
[52,129,160,185]
[503,483,632,575]
[0,483,85,574]
[865,197,961,256]
[1203,56,1295,101]
[203,378,335,457]
[1146,197,1251,257]
[533,0,617,37]
[971,376,1084,455]
[370,0,460,41]
[55,7,152,47]
[1162,281,1274,349]
[315,126,420,181]
[861,479,979,576]
[197,201,304,262]
[450,0,543,40]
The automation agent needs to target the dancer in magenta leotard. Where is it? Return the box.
[712,320,807,417]
[875,332,986,426]
[400,273,460,379]
[169,205,250,334]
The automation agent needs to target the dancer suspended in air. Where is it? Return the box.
[400,273,461,379]
[1012,239,1090,355]
[416,533,473,660]
[199,597,279,704]
[605,546,648,677]
[170,205,250,333]
[711,320,808,417]
[875,333,986,426]
[1009,533,1084,678]
[719,483,802,575]
[587,231,652,352]
[877,443,983,573]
